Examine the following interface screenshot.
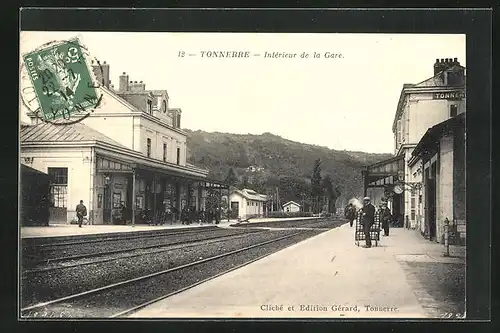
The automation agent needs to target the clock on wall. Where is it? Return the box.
[393,184,404,194]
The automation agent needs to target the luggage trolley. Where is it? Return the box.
[354,209,381,247]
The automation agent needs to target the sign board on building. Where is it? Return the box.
[433,91,465,100]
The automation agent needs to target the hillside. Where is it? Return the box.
[185,129,393,208]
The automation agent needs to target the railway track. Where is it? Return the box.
[23,229,267,274]
[233,217,345,229]
[20,229,322,318]
[24,228,261,267]
[22,226,219,256]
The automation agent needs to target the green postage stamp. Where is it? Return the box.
[22,38,101,121]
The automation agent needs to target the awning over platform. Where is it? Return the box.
[362,154,404,183]
[361,154,405,196]
[95,153,228,188]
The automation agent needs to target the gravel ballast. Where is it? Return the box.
[24,228,259,265]
[232,217,347,229]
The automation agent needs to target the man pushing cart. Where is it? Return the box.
[354,196,380,248]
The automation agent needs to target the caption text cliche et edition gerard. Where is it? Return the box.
[260,304,398,312]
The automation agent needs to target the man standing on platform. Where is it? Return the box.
[76,200,87,228]
[344,203,356,227]
[379,200,392,236]
[361,196,376,248]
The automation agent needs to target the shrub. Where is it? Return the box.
[266,211,313,218]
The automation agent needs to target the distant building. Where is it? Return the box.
[362,57,465,243]
[21,61,226,225]
[282,201,301,213]
[229,188,268,219]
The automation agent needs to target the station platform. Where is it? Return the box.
[20,217,321,239]
[129,223,465,319]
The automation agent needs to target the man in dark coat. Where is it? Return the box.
[379,201,392,236]
[344,203,356,227]
[76,200,87,228]
[120,202,127,225]
[361,197,376,248]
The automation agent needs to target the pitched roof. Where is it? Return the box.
[231,188,268,201]
[21,163,49,177]
[412,113,465,159]
[283,201,301,207]
[20,121,127,148]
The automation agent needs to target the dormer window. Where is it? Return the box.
[162,100,167,113]
[147,100,153,115]
[146,138,151,157]
[450,104,458,117]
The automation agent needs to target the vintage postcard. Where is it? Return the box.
[19,30,468,320]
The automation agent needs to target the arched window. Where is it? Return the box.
[162,100,167,113]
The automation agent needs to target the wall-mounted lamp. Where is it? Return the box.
[104,174,111,185]
[23,157,34,164]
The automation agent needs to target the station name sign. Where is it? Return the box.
[433,91,465,100]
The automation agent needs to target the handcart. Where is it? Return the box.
[354,209,381,247]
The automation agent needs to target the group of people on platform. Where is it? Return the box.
[138,206,222,225]
[73,200,223,226]
[344,196,394,248]
[180,206,222,225]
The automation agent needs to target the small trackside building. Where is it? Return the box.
[229,189,268,220]
[282,201,301,213]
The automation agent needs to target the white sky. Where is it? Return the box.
[19,32,465,154]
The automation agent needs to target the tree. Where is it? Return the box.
[332,185,342,212]
[321,175,343,213]
[224,168,239,188]
[311,158,323,213]
[322,174,334,213]
[240,175,250,189]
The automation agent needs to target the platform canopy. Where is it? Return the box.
[361,154,405,194]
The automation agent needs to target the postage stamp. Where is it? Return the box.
[21,37,102,122]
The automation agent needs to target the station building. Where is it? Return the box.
[362,58,466,243]
[20,61,227,225]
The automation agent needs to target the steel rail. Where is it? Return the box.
[22,229,268,274]
[26,227,217,249]
[111,246,289,318]
[26,229,260,266]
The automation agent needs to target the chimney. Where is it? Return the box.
[119,72,129,92]
[129,80,146,92]
[444,57,465,86]
[92,60,110,88]
[433,58,442,75]
[434,58,447,75]
[434,57,462,75]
